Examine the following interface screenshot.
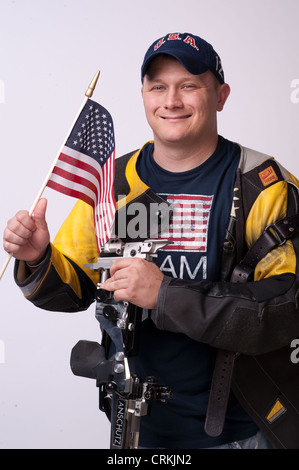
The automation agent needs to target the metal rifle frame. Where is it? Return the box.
[70,237,173,449]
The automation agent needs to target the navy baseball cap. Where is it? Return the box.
[141,32,225,84]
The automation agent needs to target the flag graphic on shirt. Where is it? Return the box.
[158,194,213,252]
[47,98,116,251]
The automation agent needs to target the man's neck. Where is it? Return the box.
[152,136,219,172]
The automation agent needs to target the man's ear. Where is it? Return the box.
[217,83,231,112]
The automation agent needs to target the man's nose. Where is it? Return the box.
[164,88,183,109]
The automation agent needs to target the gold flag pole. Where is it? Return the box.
[0,71,100,280]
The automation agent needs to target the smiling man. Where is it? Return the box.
[141,55,230,171]
[4,32,299,449]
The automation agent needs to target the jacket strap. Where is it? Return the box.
[205,212,299,438]
[230,213,299,283]
[204,350,237,437]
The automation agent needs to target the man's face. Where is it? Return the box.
[141,55,230,152]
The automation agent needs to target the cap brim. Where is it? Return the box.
[141,51,209,78]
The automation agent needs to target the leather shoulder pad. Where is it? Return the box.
[114,151,137,198]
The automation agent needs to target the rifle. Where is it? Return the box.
[70,237,173,449]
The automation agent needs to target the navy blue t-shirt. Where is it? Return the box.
[134,137,258,448]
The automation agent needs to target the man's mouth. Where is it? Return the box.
[161,114,191,121]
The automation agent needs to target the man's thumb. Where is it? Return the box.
[33,198,48,227]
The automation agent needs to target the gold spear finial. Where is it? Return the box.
[85,70,100,98]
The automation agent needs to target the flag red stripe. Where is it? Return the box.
[171,203,212,208]
[51,166,99,200]
[167,195,213,201]
[94,151,116,245]
[166,229,207,234]
[162,245,206,251]
[166,237,206,242]
[47,180,95,207]
[171,219,208,226]
[59,152,101,180]
[174,205,210,217]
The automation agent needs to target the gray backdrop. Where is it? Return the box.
[0,0,298,449]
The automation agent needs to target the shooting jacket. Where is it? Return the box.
[15,141,299,449]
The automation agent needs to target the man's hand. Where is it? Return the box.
[3,198,50,264]
[101,257,164,309]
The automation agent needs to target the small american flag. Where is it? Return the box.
[158,194,213,252]
[47,98,116,251]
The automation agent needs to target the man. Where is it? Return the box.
[3,32,299,449]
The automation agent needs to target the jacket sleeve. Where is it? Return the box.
[14,200,98,312]
[152,175,299,356]
[152,271,298,355]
